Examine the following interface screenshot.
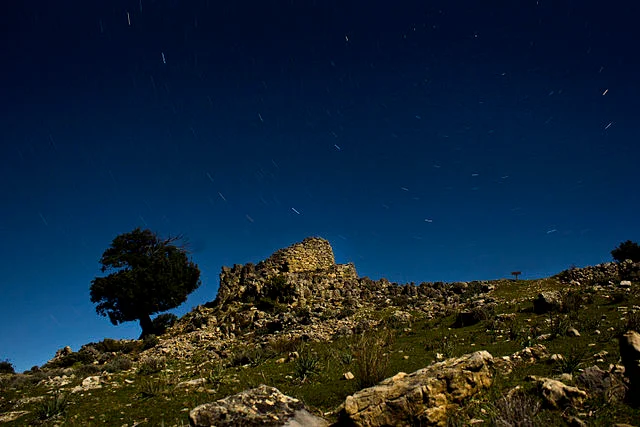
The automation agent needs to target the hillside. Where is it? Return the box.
[2,237,640,426]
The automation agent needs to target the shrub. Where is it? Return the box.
[353,329,395,388]
[142,334,160,350]
[454,305,495,328]
[152,313,178,335]
[104,355,133,373]
[560,291,583,313]
[137,356,166,375]
[263,275,296,304]
[90,338,142,354]
[0,359,15,374]
[267,336,303,355]
[490,388,541,427]
[230,346,268,367]
[612,240,640,263]
[47,350,95,368]
[74,364,102,376]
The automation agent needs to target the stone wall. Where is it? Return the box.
[557,260,639,284]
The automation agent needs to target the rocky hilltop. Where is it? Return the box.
[2,237,640,426]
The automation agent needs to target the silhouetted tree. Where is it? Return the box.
[611,240,640,263]
[0,359,15,374]
[90,228,201,338]
[511,271,522,280]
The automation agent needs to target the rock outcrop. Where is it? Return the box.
[189,384,328,427]
[338,351,494,426]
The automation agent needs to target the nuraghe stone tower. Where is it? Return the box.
[213,237,358,307]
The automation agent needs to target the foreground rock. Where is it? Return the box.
[338,351,494,426]
[189,384,328,427]
[619,330,640,403]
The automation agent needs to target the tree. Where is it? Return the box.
[511,271,522,281]
[611,240,640,263]
[90,228,201,338]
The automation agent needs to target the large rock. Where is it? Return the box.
[338,351,494,426]
[619,330,640,403]
[189,384,328,427]
[533,291,563,314]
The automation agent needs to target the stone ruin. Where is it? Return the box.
[212,237,359,307]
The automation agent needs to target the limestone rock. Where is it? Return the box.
[533,291,563,314]
[528,376,587,409]
[567,327,581,337]
[71,375,103,393]
[338,351,494,426]
[189,384,328,426]
[0,411,30,423]
[177,378,207,388]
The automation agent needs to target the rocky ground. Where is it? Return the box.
[1,239,640,426]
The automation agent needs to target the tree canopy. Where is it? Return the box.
[611,240,640,263]
[90,227,201,338]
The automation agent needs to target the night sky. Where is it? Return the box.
[2,0,639,372]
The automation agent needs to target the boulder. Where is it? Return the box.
[338,351,494,426]
[189,385,328,427]
[533,291,563,314]
[528,376,587,409]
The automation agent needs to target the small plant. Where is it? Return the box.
[554,346,587,374]
[35,389,68,420]
[339,351,354,366]
[138,377,168,398]
[0,359,15,374]
[489,388,541,427]
[294,346,321,381]
[137,356,166,375]
[626,310,640,332]
[206,363,224,387]
[548,312,571,339]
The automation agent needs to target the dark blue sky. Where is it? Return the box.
[1,0,639,372]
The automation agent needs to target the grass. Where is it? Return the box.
[2,275,640,425]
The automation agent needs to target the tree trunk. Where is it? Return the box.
[139,314,154,339]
